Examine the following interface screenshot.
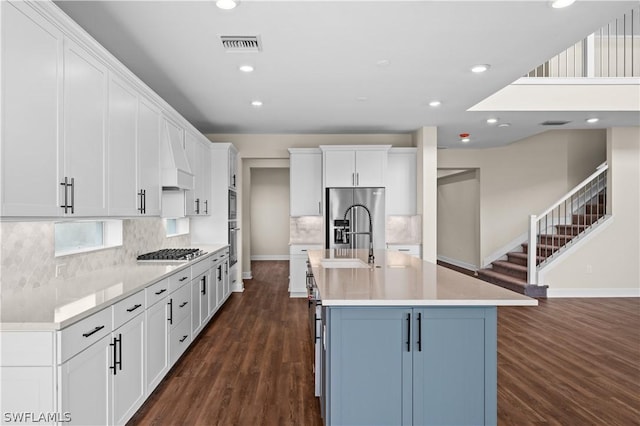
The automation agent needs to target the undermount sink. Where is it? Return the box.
[320,258,370,269]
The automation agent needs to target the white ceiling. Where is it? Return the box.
[54,0,639,148]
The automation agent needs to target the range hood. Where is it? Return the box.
[161,119,193,190]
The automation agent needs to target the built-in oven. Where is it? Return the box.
[228,190,237,220]
[228,221,238,266]
[306,261,322,397]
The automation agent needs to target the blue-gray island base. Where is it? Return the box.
[307,249,537,426]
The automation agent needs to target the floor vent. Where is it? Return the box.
[540,120,571,126]
[220,36,262,52]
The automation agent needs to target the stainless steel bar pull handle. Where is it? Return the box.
[201,276,206,295]
[126,304,142,313]
[142,189,146,213]
[110,337,117,375]
[168,299,173,325]
[138,189,144,213]
[204,200,208,214]
[195,198,200,214]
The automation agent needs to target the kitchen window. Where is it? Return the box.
[164,218,189,237]
[54,220,122,257]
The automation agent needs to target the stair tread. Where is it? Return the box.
[492,260,527,272]
[508,251,544,260]
[556,224,589,229]
[477,269,527,286]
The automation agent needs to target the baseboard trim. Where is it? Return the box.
[242,271,252,280]
[437,255,478,272]
[250,255,290,261]
[548,288,640,298]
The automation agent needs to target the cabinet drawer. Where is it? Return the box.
[169,316,191,365]
[191,258,209,277]
[59,308,112,363]
[112,290,145,330]
[146,278,169,307]
[387,244,421,257]
[168,283,191,328]
[168,268,191,294]
[290,245,323,256]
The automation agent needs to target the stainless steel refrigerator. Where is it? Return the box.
[325,187,385,251]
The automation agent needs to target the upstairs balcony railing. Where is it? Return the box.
[525,6,639,78]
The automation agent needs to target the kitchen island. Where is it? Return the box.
[307,249,537,426]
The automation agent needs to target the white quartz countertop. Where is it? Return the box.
[308,249,538,307]
[0,244,228,331]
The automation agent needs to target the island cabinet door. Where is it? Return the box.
[412,307,497,426]
[326,308,413,426]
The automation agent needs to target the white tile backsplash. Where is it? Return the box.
[289,216,324,244]
[386,215,422,244]
[0,218,190,292]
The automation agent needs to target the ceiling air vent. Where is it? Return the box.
[540,120,571,126]
[220,35,262,52]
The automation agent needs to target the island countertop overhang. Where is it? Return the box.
[308,249,538,307]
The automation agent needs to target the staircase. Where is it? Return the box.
[477,166,607,298]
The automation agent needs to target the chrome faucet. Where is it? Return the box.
[343,204,375,264]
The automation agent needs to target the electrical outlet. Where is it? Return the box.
[55,263,66,278]
[586,264,593,274]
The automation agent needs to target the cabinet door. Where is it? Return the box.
[228,149,238,189]
[200,142,211,215]
[63,40,108,216]
[60,335,111,425]
[413,308,497,426]
[290,152,322,216]
[355,150,386,187]
[288,256,305,294]
[107,74,138,216]
[208,266,219,316]
[191,273,209,336]
[324,150,355,187]
[137,98,161,216]
[215,263,224,309]
[223,260,231,300]
[112,314,145,425]
[146,298,168,393]
[184,132,200,216]
[326,308,412,426]
[1,3,62,216]
[387,150,417,215]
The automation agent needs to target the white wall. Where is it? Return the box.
[541,127,640,297]
[438,129,607,266]
[437,169,480,269]
[250,168,290,259]
[414,127,438,262]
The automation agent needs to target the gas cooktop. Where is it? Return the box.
[137,248,205,263]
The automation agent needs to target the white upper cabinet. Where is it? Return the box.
[321,146,390,188]
[387,148,417,215]
[289,149,322,216]
[62,39,108,216]
[1,2,63,216]
[107,73,138,216]
[137,98,161,216]
[185,133,210,216]
[229,147,238,190]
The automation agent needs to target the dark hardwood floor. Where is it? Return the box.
[129,261,640,426]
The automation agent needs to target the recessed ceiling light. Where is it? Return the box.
[586,117,599,124]
[498,123,511,128]
[356,96,368,102]
[251,100,263,107]
[471,64,490,73]
[429,100,441,107]
[376,59,390,67]
[486,118,498,124]
[551,0,576,9]
[216,0,238,10]
[461,138,470,143]
[239,65,254,73]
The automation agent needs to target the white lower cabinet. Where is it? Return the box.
[1,252,234,426]
[289,245,322,298]
[60,333,111,425]
[60,294,145,426]
[145,290,168,394]
[111,313,145,425]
